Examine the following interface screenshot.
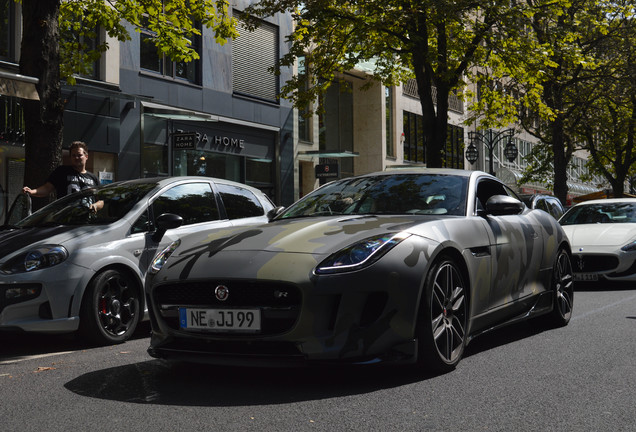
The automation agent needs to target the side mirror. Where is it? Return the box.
[152,213,183,242]
[485,195,524,216]
[267,206,286,221]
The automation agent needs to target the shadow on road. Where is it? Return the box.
[64,358,436,406]
[62,319,551,407]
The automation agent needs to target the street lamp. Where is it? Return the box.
[465,142,479,165]
[467,128,516,175]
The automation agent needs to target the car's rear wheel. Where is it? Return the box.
[79,269,140,345]
[549,247,574,327]
[416,255,468,373]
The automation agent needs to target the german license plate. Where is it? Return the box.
[574,273,598,282]
[179,308,261,332]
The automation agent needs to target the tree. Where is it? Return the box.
[244,0,522,168]
[577,17,636,197]
[473,0,633,205]
[17,0,237,208]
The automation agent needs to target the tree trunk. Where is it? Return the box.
[414,66,446,168]
[551,118,569,206]
[19,0,64,210]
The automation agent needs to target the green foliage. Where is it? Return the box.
[58,0,238,81]
[244,0,521,167]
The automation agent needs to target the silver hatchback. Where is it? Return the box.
[0,176,274,344]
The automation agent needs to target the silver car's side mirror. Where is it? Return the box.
[153,213,183,242]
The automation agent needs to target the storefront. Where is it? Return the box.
[0,69,38,224]
[140,102,278,200]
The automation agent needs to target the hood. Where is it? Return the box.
[561,223,636,247]
[177,215,427,256]
[156,215,433,282]
[0,225,102,260]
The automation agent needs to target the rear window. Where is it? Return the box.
[217,183,265,219]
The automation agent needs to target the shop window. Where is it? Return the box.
[445,124,464,169]
[0,0,13,61]
[232,12,279,102]
[152,182,219,226]
[385,87,395,158]
[403,111,425,164]
[298,56,311,142]
[217,183,266,219]
[140,16,201,83]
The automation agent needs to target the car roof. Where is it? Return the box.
[572,198,636,206]
[365,168,490,178]
[101,176,265,194]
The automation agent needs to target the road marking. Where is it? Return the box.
[572,293,636,321]
[0,351,75,365]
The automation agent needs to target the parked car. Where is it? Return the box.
[146,169,573,372]
[519,193,565,220]
[0,176,275,344]
[559,198,636,282]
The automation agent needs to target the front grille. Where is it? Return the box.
[153,280,301,335]
[573,254,619,273]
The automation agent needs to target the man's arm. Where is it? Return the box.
[23,182,55,198]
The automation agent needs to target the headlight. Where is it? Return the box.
[149,239,181,274]
[315,233,410,274]
[621,241,636,252]
[1,245,69,274]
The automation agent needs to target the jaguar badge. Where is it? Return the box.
[215,285,229,301]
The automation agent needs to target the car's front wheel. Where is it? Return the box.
[79,269,140,345]
[416,255,468,373]
[549,247,574,327]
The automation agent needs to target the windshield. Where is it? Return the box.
[559,202,636,225]
[17,182,157,227]
[280,173,468,219]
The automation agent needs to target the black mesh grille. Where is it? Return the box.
[573,255,619,272]
[153,280,301,335]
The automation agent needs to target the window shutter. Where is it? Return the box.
[232,14,279,102]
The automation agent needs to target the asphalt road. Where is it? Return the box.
[2,283,635,432]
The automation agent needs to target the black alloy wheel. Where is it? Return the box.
[549,247,574,326]
[79,269,140,345]
[417,256,468,373]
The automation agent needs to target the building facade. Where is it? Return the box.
[1,1,294,223]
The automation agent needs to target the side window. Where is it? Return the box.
[131,209,151,234]
[536,198,549,212]
[152,183,219,226]
[548,198,564,219]
[217,183,265,219]
[476,179,507,209]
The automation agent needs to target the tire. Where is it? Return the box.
[79,269,141,345]
[416,256,468,373]
[548,247,574,327]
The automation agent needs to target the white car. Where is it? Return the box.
[0,176,275,344]
[559,198,636,282]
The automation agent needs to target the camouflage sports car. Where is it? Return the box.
[146,169,574,372]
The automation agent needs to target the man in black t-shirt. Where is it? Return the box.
[23,141,102,212]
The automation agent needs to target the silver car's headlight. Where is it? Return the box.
[621,241,636,252]
[1,245,69,274]
[315,233,410,275]
[149,239,181,275]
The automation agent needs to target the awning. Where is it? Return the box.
[141,101,280,132]
[298,150,359,158]
[0,70,39,100]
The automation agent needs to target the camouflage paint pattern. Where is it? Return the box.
[146,170,571,366]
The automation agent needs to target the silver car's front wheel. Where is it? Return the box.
[417,256,468,373]
[79,269,140,345]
